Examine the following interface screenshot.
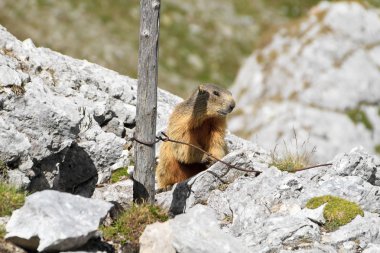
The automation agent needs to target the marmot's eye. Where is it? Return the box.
[213,91,220,97]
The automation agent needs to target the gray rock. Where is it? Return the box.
[140,222,175,253]
[0,25,180,195]
[92,179,133,208]
[157,148,269,216]
[140,205,250,253]
[298,204,326,225]
[155,147,380,252]
[327,147,380,186]
[363,244,380,253]
[5,190,113,252]
[0,65,22,86]
[230,1,380,161]
[322,214,380,249]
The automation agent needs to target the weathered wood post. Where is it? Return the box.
[133,0,161,203]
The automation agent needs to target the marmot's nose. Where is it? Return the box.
[228,101,235,112]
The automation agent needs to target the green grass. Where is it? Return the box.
[271,152,311,172]
[0,161,7,180]
[346,108,373,131]
[110,167,130,183]
[0,225,5,239]
[270,131,316,172]
[101,203,168,251]
[0,182,26,216]
[306,195,364,232]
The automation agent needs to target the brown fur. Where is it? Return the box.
[156,84,235,188]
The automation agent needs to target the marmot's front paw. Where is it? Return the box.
[201,155,216,167]
[156,185,173,193]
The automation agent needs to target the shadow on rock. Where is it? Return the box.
[29,142,98,197]
[168,179,194,216]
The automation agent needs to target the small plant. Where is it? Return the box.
[306,195,364,232]
[0,182,26,216]
[217,183,229,192]
[10,85,25,96]
[0,160,8,180]
[0,225,5,239]
[101,203,168,251]
[110,167,130,183]
[223,214,233,224]
[270,130,316,172]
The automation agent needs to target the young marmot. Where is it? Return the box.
[156,84,235,188]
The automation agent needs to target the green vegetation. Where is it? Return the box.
[375,144,380,154]
[270,132,315,172]
[110,167,130,183]
[0,161,7,180]
[101,203,168,251]
[306,195,364,231]
[0,182,26,216]
[0,225,5,239]
[347,108,373,130]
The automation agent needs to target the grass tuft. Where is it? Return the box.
[306,195,364,232]
[101,203,168,251]
[270,130,316,172]
[0,182,26,216]
[0,161,8,180]
[110,167,130,183]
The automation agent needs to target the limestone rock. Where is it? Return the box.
[230,1,380,161]
[298,204,326,225]
[363,244,380,253]
[92,179,133,208]
[155,147,380,252]
[0,25,180,195]
[5,190,113,252]
[140,205,250,253]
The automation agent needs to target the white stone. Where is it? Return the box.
[5,190,113,252]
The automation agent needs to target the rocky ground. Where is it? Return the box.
[230,1,380,162]
[1,1,380,253]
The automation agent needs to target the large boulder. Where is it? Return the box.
[5,190,113,252]
[0,25,181,196]
[140,204,250,253]
[154,147,380,252]
[230,1,380,161]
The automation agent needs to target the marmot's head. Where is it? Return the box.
[192,84,235,118]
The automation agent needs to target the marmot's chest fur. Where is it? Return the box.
[156,84,235,188]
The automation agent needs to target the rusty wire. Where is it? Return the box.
[132,132,332,174]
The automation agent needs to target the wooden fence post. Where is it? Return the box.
[133,0,161,203]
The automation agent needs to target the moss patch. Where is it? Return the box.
[0,182,26,216]
[110,167,130,183]
[375,144,380,154]
[306,195,364,232]
[101,203,168,251]
[347,108,373,131]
